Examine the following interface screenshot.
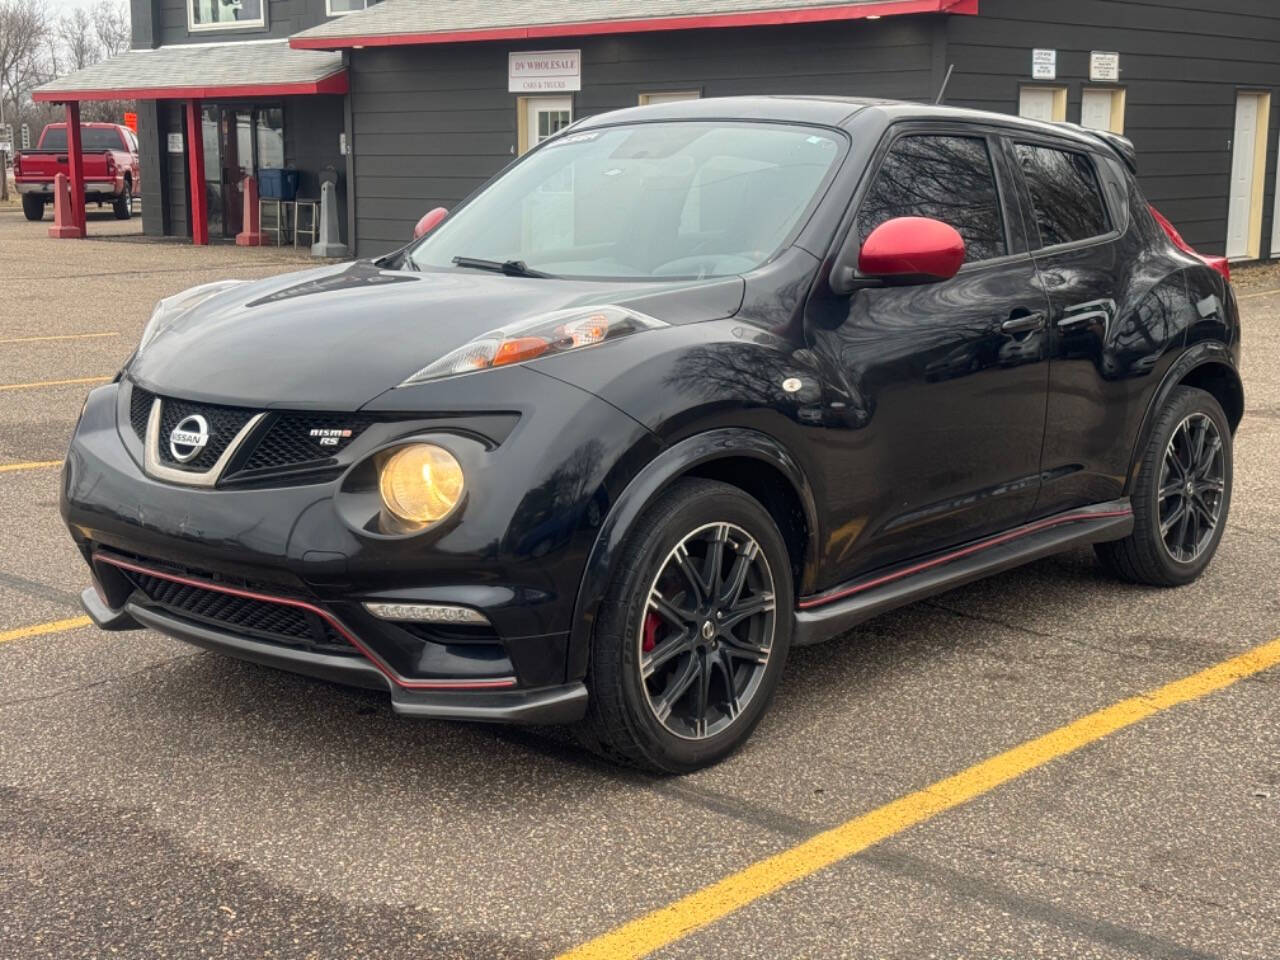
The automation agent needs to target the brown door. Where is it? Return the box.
[219,108,252,237]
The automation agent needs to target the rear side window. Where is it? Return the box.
[1015,144,1112,247]
[38,128,125,152]
[857,135,1007,263]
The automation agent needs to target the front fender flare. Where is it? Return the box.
[565,428,819,682]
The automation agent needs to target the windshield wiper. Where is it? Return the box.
[452,256,552,279]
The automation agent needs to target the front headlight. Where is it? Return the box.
[378,444,465,526]
[136,280,248,355]
[398,304,666,386]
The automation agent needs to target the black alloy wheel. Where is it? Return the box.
[1097,385,1233,586]
[1158,412,1226,563]
[578,478,793,773]
[639,521,777,741]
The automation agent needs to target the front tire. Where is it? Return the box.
[22,194,44,221]
[577,479,793,773]
[1096,386,1232,586]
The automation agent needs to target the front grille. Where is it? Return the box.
[124,567,356,656]
[239,414,373,473]
[156,398,257,471]
[129,385,154,442]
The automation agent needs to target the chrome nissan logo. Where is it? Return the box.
[168,414,210,463]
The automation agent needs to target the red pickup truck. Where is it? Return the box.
[14,122,140,222]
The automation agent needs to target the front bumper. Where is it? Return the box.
[62,371,657,722]
[81,583,587,723]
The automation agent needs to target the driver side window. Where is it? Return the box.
[856,134,1007,264]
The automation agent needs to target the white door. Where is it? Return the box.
[1081,89,1113,132]
[1227,93,1261,260]
[524,96,573,152]
[1019,87,1056,123]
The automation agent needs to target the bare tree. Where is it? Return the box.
[0,0,51,198]
[57,7,98,72]
[90,0,127,58]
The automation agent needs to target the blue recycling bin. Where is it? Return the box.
[259,168,299,201]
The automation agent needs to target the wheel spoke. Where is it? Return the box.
[672,544,707,605]
[1158,480,1183,501]
[652,654,700,722]
[648,590,693,629]
[714,648,742,720]
[1189,417,1208,469]
[692,653,712,737]
[1195,435,1222,479]
[1161,501,1185,537]
[719,593,774,632]
[641,629,693,679]
[701,524,729,600]
[717,540,758,608]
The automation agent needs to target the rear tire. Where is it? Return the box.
[576,479,793,774]
[1096,386,1232,586]
[113,180,133,220]
[21,194,44,221]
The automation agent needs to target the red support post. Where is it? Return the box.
[64,102,86,238]
[185,99,208,245]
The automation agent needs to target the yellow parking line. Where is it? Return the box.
[0,616,92,647]
[0,460,62,474]
[0,376,111,392]
[558,634,1280,960]
[0,332,119,345]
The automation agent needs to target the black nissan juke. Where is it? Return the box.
[63,97,1243,773]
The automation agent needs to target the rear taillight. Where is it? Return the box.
[11,154,19,176]
[104,152,116,173]
[1150,205,1231,283]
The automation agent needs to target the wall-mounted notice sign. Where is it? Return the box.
[167,132,184,154]
[1031,48,1057,80]
[1090,51,1121,82]
[509,50,582,92]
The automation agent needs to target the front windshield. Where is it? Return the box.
[407,121,845,280]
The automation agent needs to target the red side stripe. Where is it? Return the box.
[798,509,1133,610]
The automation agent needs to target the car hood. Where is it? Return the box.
[128,260,745,410]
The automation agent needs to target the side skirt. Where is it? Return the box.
[793,500,1133,647]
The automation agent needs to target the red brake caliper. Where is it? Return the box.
[642,610,661,653]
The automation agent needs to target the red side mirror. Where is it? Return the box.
[858,217,965,285]
[413,207,448,239]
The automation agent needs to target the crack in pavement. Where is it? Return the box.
[0,652,203,709]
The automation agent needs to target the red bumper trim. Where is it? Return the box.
[93,553,518,691]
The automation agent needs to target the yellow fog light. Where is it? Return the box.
[378,444,465,525]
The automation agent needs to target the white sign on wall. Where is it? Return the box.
[509,49,582,93]
[1090,51,1121,83]
[167,132,184,154]
[1031,48,1057,80]
[21,123,30,149]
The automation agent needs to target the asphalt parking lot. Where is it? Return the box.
[1,202,1278,959]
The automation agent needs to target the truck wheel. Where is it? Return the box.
[1096,386,1232,587]
[22,195,45,222]
[576,478,793,773]
[113,181,133,220]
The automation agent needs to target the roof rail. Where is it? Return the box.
[1054,122,1138,174]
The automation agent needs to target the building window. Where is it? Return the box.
[1018,86,1067,124]
[326,0,367,15]
[1081,87,1126,134]
[188,0,266,32]
[638,91,700,106]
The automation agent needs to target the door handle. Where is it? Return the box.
[1001,310,1046,335]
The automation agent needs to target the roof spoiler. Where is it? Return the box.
[1054,123,1138,174]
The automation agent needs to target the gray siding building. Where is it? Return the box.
[35,0,1280,261]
